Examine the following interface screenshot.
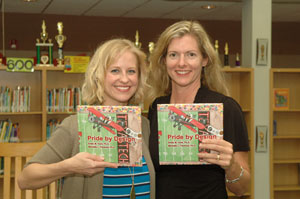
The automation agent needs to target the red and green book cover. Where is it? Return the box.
[77,105,143,166]
[157,103,223,165]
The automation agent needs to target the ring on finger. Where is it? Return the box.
[217,154,220,161]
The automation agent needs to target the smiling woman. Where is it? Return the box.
[147,20,250,199]
[103,50,139,106]
[81,39,148,106]
[17,38,156,199]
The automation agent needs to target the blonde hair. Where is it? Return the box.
[82,38,148,105]
[148,20,229,101]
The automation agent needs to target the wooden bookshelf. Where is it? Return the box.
[0,66,254,198]
[0,65,84,142]
[223,67,254,199]
[270,68,300,199]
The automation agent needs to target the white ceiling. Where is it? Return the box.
[2,0,300,22]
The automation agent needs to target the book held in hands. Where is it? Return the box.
[157,103,223,165]
[77,105,142,166]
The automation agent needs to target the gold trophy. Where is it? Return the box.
[55,22,67,66]
[224,42,230,67]
[36,20,53,66]
[146,42,155,64]
[40,20,48,43]
[135,30,142,49]
[148,42,155,54]
[235,53,241,67]
[214,40,219,54]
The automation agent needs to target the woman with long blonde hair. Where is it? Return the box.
[18,38,155,199]
[148,20,250,199]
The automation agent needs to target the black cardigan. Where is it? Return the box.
[148,86,249,199]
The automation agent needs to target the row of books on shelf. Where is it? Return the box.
[0,86,31,113]
[46,119,62,140]
[0,119,20,143]
[47,87,85,113]
[0,119,20,175]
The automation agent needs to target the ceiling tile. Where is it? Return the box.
[85,0,149,17]
[2,0,300,22]
[162,1,241,20]
[4,0,52,14]
[124,0,193,18]
[44,0,100,15]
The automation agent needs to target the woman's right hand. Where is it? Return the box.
[65,152,118,176]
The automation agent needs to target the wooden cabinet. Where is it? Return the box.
[270,68,300,199]
[223,67,254,199]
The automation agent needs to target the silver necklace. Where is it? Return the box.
[128,167,135,199]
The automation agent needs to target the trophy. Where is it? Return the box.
[260,44,265,61]
[134,30,142,49]
[36,20,53,66]
[214,40,219,55]
[147,42,155,63]
[55,22,67,66]
[224,42,229,67]
[235,53,240,67]
[148,42,155,54]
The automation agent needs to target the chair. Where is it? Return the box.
[0,142,56,199]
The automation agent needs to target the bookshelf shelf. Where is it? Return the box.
[47,112,76,115]
[270,68,300,199]
[273,135,300,139]
[274,109,300,112]
[274,185,300,191]
[274,159,300,164]
[0,112,43,115]
[222,67,252,72]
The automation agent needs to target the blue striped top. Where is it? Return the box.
[103,156,150,199]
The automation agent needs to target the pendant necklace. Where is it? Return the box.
[129,167,135,199]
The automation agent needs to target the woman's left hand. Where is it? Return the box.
[198,139,250,196]
[197,138,233,170]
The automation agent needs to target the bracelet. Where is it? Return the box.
[225,165,244,184]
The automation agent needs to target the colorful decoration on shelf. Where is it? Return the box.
[55,22,67,66]
[273,88,289,110]
[36,20,53,66]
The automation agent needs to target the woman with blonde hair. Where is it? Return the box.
[18,38,155,199]
[148,20,250,199]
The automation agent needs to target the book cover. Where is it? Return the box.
[77,105,142,166]
[274,88,289,110]
[157,103,223,165]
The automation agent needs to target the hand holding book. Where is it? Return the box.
[197,138,233,169]
[157,103,224,165]
[65,152,118,176]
